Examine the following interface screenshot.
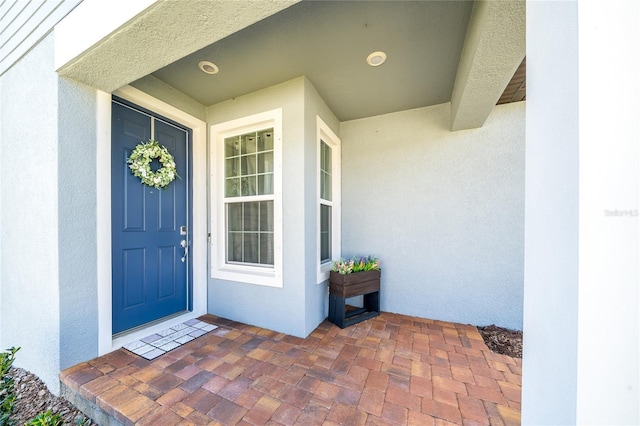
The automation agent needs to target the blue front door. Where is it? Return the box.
[111,99,191,334]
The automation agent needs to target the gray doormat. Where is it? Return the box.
[123,318,218,360]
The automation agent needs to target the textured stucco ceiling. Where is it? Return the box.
[57,0,524,128]
[150,0,474,121]
[56,0,299,93]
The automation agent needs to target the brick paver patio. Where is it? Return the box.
[60,313,522,425]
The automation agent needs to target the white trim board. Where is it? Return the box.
[316,116,342,283]
[97,85,208,354]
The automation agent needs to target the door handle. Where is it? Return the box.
[180,239,188,263]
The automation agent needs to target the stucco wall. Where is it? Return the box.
[207,77,309,337]
[0,34,62,391]
[57,77,99,371]
[302,78,340,335]
[0,33,101,393]
[340,101,525,330]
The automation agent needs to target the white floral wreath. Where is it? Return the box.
[127,139,178,190]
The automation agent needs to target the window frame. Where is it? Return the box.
[317,116,341,283]
[211,109,283,287]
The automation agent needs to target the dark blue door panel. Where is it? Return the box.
[112,101,189,334]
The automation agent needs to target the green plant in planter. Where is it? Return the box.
[331,256,380,275]
[0,346,19,426]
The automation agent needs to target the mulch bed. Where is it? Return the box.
[9,368,96,426]
[477,324,523,358]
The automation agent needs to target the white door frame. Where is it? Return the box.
[96,86,208,354]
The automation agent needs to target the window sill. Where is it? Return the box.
[213,265,282,288]
[317,262,332,284]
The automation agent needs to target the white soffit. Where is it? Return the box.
[55,0,300,93]
[450,0,525,131]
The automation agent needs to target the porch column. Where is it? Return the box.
[523,1,639,424]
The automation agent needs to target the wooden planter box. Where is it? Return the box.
[328,270,380,328]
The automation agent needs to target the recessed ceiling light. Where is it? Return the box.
[198,61,219,75]
[366,51,387,67]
